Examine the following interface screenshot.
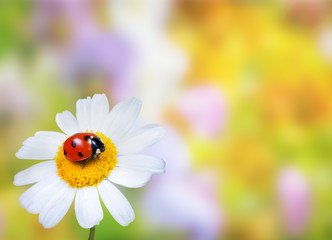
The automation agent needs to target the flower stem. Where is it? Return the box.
[88,226,95,240]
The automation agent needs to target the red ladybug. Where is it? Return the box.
[63,133,105,166]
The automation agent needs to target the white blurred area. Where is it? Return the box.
[108,0,188,121]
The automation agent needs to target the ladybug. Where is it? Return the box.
[63,133,105,167]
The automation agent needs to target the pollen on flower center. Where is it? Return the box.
[55,132,118,188]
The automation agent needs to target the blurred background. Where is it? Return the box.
[1,0,332,239]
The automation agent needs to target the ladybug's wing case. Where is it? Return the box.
[63,134,93,162]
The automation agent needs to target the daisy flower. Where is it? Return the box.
[14,94,166,229]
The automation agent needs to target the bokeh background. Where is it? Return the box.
[1,0,332,239]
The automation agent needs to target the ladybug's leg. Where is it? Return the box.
[82,160,86,169]
[82,156,93,169]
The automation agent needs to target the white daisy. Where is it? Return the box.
[14,94,166,229]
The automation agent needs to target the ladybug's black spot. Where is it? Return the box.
[78,152,83,157]
[71,140,76,148]
[84,135,91,141]
[64,150,67,156]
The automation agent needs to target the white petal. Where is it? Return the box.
[98,180,135,226]
[22,135,60,149]
[76,96,92,131]
[56,110,80,136]
[23,132,66,148]
[14,161,56,186]
[117,155,165,174]
[16,131,65,160]
[102,97,141,140]
[108,167,152,188]
[90,94,109,132]
[115,125,166,155]
[39,180,76,228]
[75,186,103,228]
[34,131,67,145]
[19,172,61,214]
[16,146,57,160]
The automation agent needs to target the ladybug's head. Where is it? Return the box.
[90,136,105,156]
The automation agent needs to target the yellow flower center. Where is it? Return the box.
[55,132,118,188]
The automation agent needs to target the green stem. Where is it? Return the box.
[88,226,95,240]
